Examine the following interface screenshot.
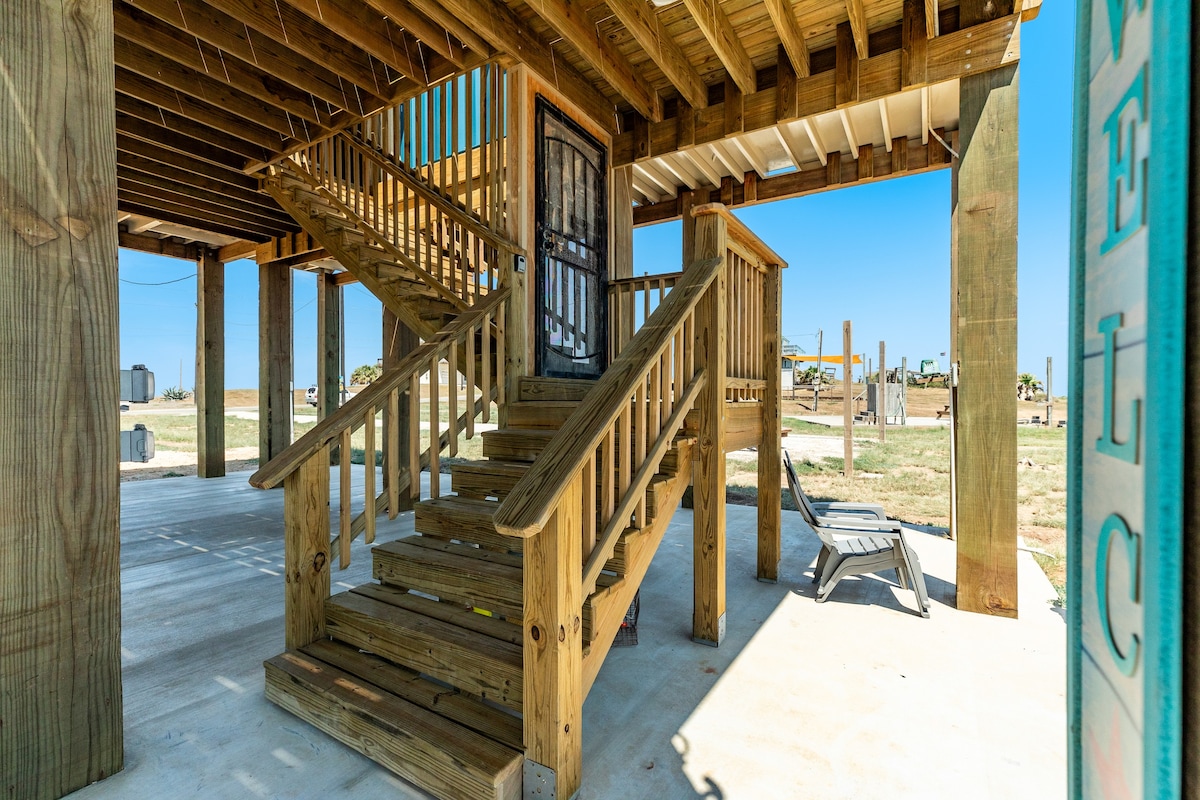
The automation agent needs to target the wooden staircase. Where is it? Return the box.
[264,376,695,800]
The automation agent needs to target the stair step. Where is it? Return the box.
[415,496,522,553]
[517,376,596,402]
[505,401,581,430]
[351,582,523,646]
[265,646,521,800]
[451,461,531,500]
[326,590,523,709]
[372,536,523,619]
[482,428,557,462]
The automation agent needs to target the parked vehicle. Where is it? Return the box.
[305,385,318,406]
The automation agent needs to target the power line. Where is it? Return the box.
[119,273,196,286]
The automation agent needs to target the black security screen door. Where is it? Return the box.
[535,99,608,379]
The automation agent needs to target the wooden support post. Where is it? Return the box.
[284,450,331,649]
[523,475,583,799]
[1045,356,1053,427]
[0,2,123,794]
[758,263,783,582]
[692,211,727,645]
[383,307,421,512]
[879,340,886,441]
[951,62,1019,617]
[680,190,700,268]
[258,262,293,465]
[835,22,860,107]
[196,249,225,478]
[611,166,634,281]
[316,272,340,423]
[843,321,854,478]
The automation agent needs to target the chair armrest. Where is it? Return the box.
[815,515,903,533]
[812,502,887,520]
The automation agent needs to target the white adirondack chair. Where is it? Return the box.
[784,451,930,618]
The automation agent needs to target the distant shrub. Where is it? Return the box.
[161,386,191,401]
[351,364,382,385]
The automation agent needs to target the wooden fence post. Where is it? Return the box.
[843,322,854,478]
[284,450,331,649]
[196,249,225,477]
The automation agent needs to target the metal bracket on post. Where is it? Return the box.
[950,362,960,388]
[524,759,558,800]
[691,612,726,647]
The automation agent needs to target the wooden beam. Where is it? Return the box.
[633,134,955,225]
[611,166,635,280]
[392,0,492,59]
[358,0,468,68]
[845,0,870,59]
[116,181,288,238]
[117,150,276,209]
[202,0,411,99]
[113,37,325,138]
[765,0,810,78]
[113,4,333,126]
[122,0,388,111]
[522,475,583,799]
[952,58,1018,617]
[902,0,929,87]
[114,96,271,164]
[0,0,123,794]
[408,0,617,130]
[758,261,783,582]
[692,210,727,646]
[117,111,254,172]
[522,0,662,121]
[259,261,294,464]
[682,0,756,95]
[197,251,226,478]
[116,195,278,242]
[218,240,258,262]
[118,229,202,260]
[115,133,260,192]
[604,0,709,109]
[116,67,291,153]
[612,13,1021,167]
[116,165,291,228]
[925,0,941,37]
[835,22,860,107]
[317,273,341,424]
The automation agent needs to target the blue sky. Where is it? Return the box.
[118,3,1074,392]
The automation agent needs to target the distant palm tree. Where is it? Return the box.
[1017,372,1043,401]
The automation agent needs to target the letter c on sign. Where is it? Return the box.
[1095,512,1141,677]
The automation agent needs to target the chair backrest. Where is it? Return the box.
[783,452,837,547]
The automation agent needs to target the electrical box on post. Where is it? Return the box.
[120,365,155,403]
[120,424,155,463]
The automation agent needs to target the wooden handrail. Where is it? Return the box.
[250,287,509,490]
[607,271,683,289]
[691,203,787,268]
[493,256,723,538]
[343,130,526,259]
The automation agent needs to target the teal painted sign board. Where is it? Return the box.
[1069,0,1189,796]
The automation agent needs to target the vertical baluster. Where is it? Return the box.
[430,354,440,499]
[600,430,614,533]
[364,408,376,544]
[481,310,491,423]
[618,405,631,501]
[451,75,460,208]
[409,373,421,502]
[635,380,646,526]
[649,359,661,446]
[496,299,506,407]
[685,314,695,379]
[448,347,459,456]
[440,81,448,198]
[674,327,684,406]
[583,456,596,563]
[466,68,474,219]
[340,427,352,567]
[466,322,477,438]
[387,388,400,520]
[643,280,651,333]
[479,65,488,228]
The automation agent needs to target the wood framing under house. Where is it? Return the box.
[5,0,1040,797]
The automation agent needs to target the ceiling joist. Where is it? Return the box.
[604,0,708,110]
[680,0,756,95]
[763,0,810,78]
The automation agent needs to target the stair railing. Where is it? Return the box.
[607,271,682,361]
[249,287,508,649]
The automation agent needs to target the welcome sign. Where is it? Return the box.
[1068,0,1189,796]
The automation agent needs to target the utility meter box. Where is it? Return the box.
[121,365,155,403]
[121,424,155,463]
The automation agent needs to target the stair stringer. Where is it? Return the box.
[581,438,695,695]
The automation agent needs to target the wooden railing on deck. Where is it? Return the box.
[607,272,682,361]
[250,288,508,648]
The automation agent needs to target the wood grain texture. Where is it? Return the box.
[902,0,928,87]
[681,0,756,94]
[835,22,860,107]
[0,1,124,795]
[692,212,727,645]
[382,307,420,512]
[522,475,583,797]
[758,263,783,582]
[952,64,1019,617]
[258,262,292,464]
[196,250,225,478]
[284,451,330,648]
[317,273,340,423]
[604,0,709,109]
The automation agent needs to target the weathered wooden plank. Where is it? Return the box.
[758,262,783,582]
[692,213,726,646]
[258,262,292,463]
[325,590,523,709]
[196,251,225,478]
[523,474,583,798]
[284,450,330,648]
[350,583,524,647]
[264,650,521,799]
[373,538,524,618]
[0,1,123,793]
[451,461,532,500]
[952,63,1019,617]
[415,496,524,553]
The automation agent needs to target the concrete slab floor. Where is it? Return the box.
[70,471,1065,800]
